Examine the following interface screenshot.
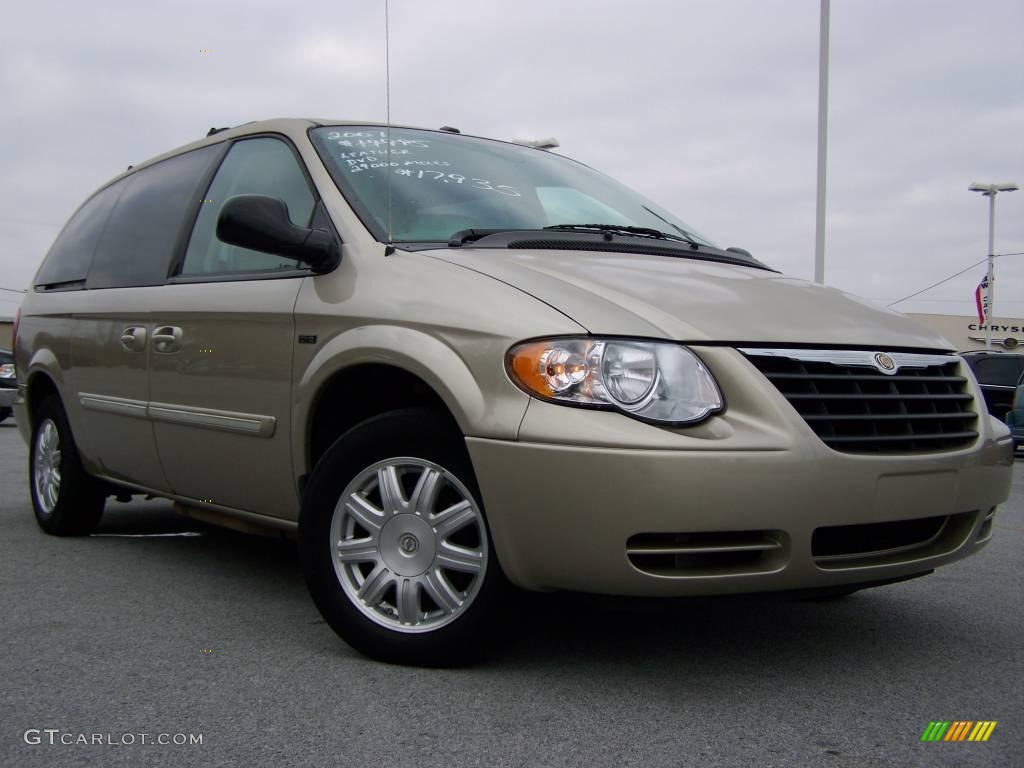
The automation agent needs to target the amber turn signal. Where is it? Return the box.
[507,341,559,397]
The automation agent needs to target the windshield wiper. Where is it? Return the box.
[640,206,703,248]
[543,223,698,248]
[448,228,524,247]
[441,225,770,270]
[450,225,686,247]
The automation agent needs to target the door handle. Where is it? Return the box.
[120,326,147,351]
[152,326,183,354]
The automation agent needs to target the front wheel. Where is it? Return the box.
[300,408,503,666]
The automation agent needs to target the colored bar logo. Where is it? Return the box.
[921,721,997,742]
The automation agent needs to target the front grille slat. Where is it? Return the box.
[766,373,967,383]
[742,350,979,454]
[803,412,975,422]
[825,431,979,445]
[786,393,973,401]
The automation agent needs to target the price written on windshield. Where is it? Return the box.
[325,130,430,149]
[394,169,521,196]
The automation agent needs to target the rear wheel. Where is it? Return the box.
[30,396,106,536]
[300,408,503,666]
[0,407,12,423]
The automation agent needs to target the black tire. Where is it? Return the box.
[30,395,106,536]
[0,407,11,423]
[300,408,505,667]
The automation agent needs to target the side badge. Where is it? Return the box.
[298,335,318,345]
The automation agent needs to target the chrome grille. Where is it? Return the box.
[740,348,979,453]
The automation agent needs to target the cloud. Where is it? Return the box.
[0,0,1021,320]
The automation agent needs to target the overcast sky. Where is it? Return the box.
[1,0,1021,321]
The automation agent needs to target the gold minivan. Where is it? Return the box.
[13,119,1014,666]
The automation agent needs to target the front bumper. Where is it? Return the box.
[0,387,16,408]
[468,346,1014,595]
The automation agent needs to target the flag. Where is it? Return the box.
[976,276,991,325]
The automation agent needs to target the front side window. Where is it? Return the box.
[180,137,316,276]
[309,126,716,248]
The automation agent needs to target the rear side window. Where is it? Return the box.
[86,144,222,289]
[179,137,315,276]
[33,179,127,289]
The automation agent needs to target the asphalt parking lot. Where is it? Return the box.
[1,417,1021,768]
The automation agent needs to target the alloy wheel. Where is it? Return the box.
[330,457,488,633]
[33,418,62,515]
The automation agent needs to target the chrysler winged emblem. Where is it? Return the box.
[874,352,897,374]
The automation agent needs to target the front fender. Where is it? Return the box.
[291,324,530,476]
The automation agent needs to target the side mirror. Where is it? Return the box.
[216,195,340,274]
[726,246,754,259]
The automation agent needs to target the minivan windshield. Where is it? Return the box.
[310,126,718,248]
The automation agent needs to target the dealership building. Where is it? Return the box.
[907,313,1024,352]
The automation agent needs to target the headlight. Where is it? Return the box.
[507,338,723,425]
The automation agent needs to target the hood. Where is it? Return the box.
[427,248,953,350]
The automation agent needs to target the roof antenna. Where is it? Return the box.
[383,0,395,256]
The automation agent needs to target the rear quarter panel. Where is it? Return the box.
[14,292,75,447]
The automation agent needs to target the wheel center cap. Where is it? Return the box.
[379,515,436,577]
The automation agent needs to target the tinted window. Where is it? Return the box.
[87,144,222,289]
[180,138,315,276]
[972,356,1024,386]
[33,179,127,288]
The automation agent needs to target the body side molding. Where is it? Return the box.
[80,393,276,437]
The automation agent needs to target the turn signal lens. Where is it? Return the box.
[509,341,557,397]
[506,338,723,425]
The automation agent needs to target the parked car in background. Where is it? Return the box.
[1004,372,1024,451]
[11,118,1016,666]
[0,348,16,422]
[961,350,1024,422]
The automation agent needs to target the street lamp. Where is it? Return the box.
[969,182,1019,350]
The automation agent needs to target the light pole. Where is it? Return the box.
[969,182,1019,350]
[814,0,830,284]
